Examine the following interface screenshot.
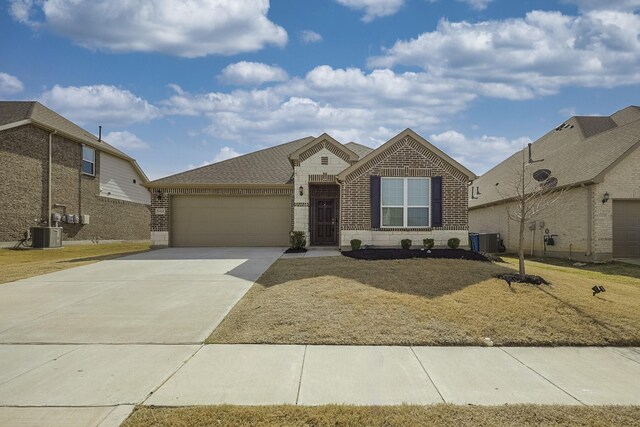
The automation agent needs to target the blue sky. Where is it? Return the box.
[1,0,639,179]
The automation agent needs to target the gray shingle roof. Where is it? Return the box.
[148,137,377,187]
[345,141,374,158]
[470,106,640,209]
[0,101,132,160]
[148,137,316,186]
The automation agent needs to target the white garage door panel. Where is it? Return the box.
[171,196,291,247]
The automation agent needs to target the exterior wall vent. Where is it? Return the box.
[321,156,329,165]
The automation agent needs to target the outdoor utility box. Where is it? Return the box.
[478,233,501,253]
[81,214,90,224]
[31,227,63,249]
[470,233,501,253]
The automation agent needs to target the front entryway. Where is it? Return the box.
[310,185,340,246]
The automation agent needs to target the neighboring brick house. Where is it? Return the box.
[146,129,476,249]
[469,106,640,262]
[0,101,151,246]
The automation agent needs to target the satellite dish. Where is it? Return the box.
[542,177,558,189]
[533,169,551,182]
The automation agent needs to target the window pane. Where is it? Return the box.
[381,178,404,205]
[82,160,94,175]
[382,207,403,226]
[83,146,95,162]
[408,178,429,206]
[408,207,429,226]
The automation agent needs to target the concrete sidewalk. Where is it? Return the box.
[1,345,639,426]
[145,344,640,407]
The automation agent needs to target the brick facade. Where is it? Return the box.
[0,124,150,244]
[340,135,469,232]
[469,145,640,262]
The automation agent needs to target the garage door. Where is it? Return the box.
[171,195,291,247]
[613,200,640,258]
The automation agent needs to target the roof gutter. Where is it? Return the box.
[143,182,294,190]
[468,179,595,210]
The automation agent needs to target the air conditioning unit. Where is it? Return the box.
[31,227,63,248]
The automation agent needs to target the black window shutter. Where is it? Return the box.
[370,176,381,229]
[431,176,443,227]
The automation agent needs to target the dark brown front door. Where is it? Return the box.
[313,199,337,245]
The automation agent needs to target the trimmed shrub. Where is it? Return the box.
[289,231,306,250]
[423,238,434,249]
[447,238,461,249]
[401,239,412,250]
[350,239,362,251]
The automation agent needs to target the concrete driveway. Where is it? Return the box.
[0,247,283,344]
[0,247,283,426]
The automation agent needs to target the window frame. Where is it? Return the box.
[380,177,431,228]
[82,145,96,176]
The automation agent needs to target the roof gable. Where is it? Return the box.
[288,133,359,165]
[337,128,477,182]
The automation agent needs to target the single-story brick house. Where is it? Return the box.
[146,129,476,249]
[0,101,151,246]
[470,105,640,261]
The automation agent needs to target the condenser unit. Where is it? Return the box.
[31,227,63,248]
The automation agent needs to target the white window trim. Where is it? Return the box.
[82,145,96,176]
[381,177,431,228]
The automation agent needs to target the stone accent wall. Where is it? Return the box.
[340,136,469,235]
[0,124,150,243]
[292,146,351,244]
[150,186,294,247]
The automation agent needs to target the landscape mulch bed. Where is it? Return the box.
[342,248,489,261]
[284,248,307,254]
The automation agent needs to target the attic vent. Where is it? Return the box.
[555,123,574,131]
[321,156,329,165]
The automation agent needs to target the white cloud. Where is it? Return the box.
[218,62,289,86]
[11,0,287,57]
[189,146,242,169]
[0,72,24,97]
[162,65,479,149]
[369,10,640,98]
[335,0,405,22]
[40,85,160,126]
[457,0,493,11]
[561,0,640,11]
[429,130,531,174]
[103,131,150,151]
[300,30,323,44]
[212,146,241,162]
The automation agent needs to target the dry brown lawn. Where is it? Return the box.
[0,242,151,284]
[208,255,640,346]
[123,405,640,427]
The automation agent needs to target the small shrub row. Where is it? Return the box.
[400,237,460,250]
[349,237,461,251]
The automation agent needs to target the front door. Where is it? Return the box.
[313,199,337,245]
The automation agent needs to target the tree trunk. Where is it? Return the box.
[519,216,526,276]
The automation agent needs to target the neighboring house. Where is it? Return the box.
[0,101,151,246]
[146,129,476,249]
[469,106,640,262]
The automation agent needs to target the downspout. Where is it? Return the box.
[48,130,57,226]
